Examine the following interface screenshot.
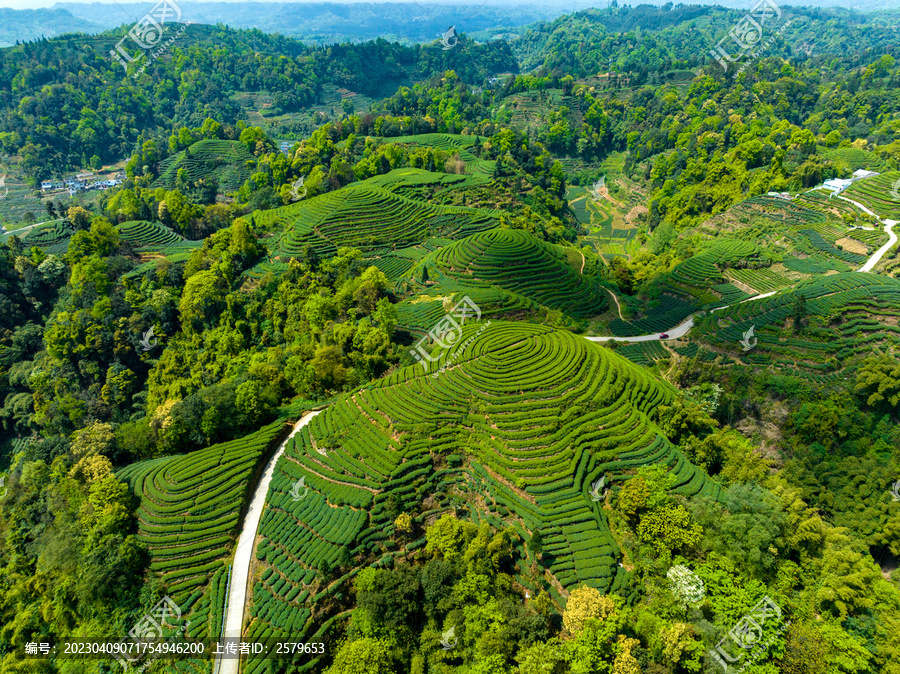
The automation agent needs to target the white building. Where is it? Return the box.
[823,178,852,194]
[851,169,879,181]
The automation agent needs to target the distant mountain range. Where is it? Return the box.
[2,1,896,48]
[0,7,102,46]
[44,1,588,45]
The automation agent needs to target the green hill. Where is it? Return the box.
[117,421,288,646]
[152,140,256,193]
[242,322,721,670]
[414,228,608,319]
[260,170,499,259]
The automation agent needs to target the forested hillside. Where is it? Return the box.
[0,3,899,673]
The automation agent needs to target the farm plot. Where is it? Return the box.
[153,140,255,193]
[654,238,761,307]
[795,190,869,220]
[421,228,608,319]
[693,273,900,373]
[260,172,499,259]
[726,267,792,293]
[798,228,867,265]
[244,322,722,671]
[117,420,288,644]
[732,196,826,227]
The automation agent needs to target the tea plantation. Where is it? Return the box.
[153,140,256,193]
[116,220,202,256]
[1,219,73,253]
[117,420,288,645]
[259,170,499,259]
[242,322,721,671]
[692,272,900,375]
[843,171,900,221]
[386,134,497,184]
[411,228,608,319]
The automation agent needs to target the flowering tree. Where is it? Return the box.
[666,565,705,610]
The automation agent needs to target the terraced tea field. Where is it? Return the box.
[416,228,608,319]
[693,273,900,374]
[700,195,885,278]
[843,171,900,221]
[394,286,538,335]
[153,140,255,193]
[819,146,891,172]
[1,219,73,254]
[0,172,44,227]
[117,421,288,645]
[386,134,497,183]
[726,267,792,294]
[116,220,202,256]
[615,238,765,324]
[242,323,721,671]
[260,171,498,258]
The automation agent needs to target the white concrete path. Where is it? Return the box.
[0,219,59,237]
[585,209,896,345]
[216,410,322,674]
[858,219,897,273]
[584,291,778,344]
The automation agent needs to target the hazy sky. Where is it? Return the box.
[0,0,895,14]
[3,0,582,9]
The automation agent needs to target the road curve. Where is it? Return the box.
[0,219,58,237]
[217,410,322,674]
[584,291,778,344]
[585,207,897,346]
[584,314,694,343]
[858,219,898,273]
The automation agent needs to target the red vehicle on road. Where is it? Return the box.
[659,333,669,339]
